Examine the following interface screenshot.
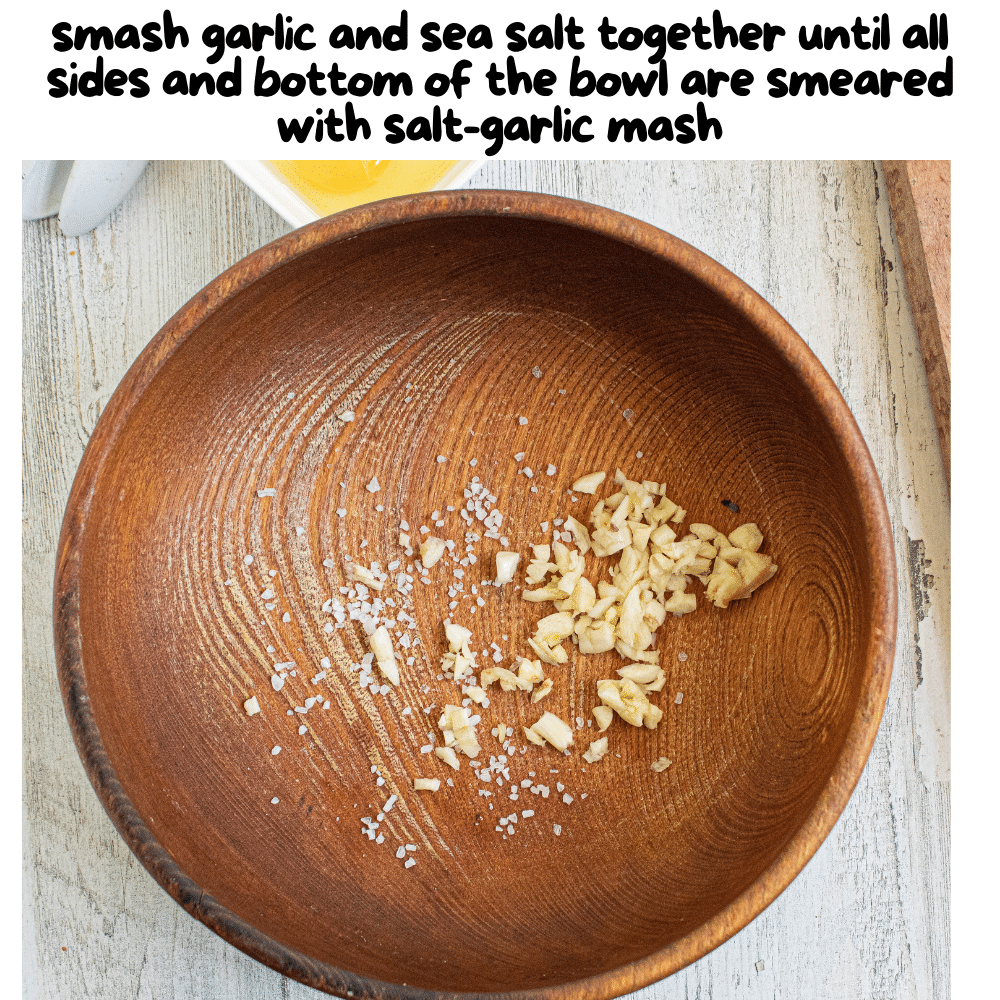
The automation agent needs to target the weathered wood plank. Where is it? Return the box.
[23,160,948,1000]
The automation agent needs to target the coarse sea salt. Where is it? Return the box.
[257,488,277,498]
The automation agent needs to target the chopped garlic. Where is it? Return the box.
[572,471,606,494]
[651,757,672,773]
[592,705,614,731]
[526,711,574,751]
[368,626,399,685]
[352,564,384,592]
[530,678,553,703]
[435,746,461,770]
[419,536,447,568]
[494,551,520,586]
[243,696,260,716]
[414,778,441,791]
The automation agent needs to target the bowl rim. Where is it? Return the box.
[54,188,897,1000]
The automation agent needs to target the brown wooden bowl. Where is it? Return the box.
[55,190,896,998]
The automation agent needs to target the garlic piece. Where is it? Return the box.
[243,696,261,716]
[438,704,481,758]
[352,564,384,592]
[530,678,554,703]
[728,522,764,553]
[435,746,461,770]
[583,737,609,763]
[481,666,531,692]
[368,625,400,685]
[494,551,520,586]
[572,471,607,494]
[414,777,441,791]
[526,711,574,751]
[419,536,447,568]
[592,705,614,731]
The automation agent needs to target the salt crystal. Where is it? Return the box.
[553,823,562,836]
[675,692,684,704]
[518,416,528,425]
[338,410,355,422]
[436,455,447,463]
[298,725,307,735]
[271,797,280,804]
[282,613,291,622]
[404,858,416,868]
[257,488,277,498]
[271,675,284,691]
[244,555,254,565]
[546,464,557,476]
[271,746,281,755]
[336,508,347,517]
[366,477,380,493]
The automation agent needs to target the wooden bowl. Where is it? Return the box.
[55,190,896,998]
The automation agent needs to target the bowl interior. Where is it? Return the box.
[71,209,879,993]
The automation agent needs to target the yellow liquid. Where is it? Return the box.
[270,160,466,216]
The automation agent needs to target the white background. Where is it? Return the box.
[13,2,972,158]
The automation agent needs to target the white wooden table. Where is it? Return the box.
[22,160,950,999]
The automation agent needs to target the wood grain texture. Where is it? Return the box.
[881,161,950,491]
[24,162,949,1000]
[54,190,896,996]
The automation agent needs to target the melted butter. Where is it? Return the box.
[270,160,464,215]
